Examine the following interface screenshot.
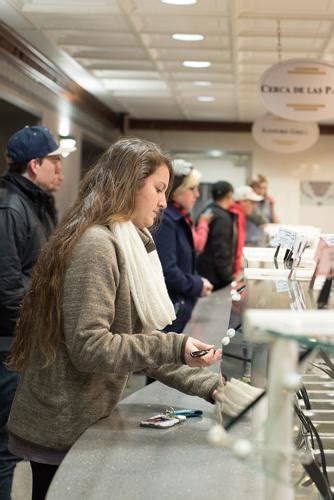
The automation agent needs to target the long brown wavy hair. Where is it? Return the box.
[8,137,173,370]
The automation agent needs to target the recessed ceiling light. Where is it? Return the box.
[193,81,211,86]
[197,96,215,102]
[208,149,223,157]
[172,33,204,41]
[183,61,211,68]
[161,0,197,4]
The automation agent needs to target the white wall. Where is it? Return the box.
[128,128,334,233]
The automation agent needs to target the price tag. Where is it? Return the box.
[291,234,309,261]
[274,227,297,249]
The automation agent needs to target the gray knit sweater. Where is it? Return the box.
[8,225,220,450]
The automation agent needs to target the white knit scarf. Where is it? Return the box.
[113,221,176,331]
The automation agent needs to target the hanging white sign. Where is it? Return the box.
[258,59,334,121]
[252,113,319,153]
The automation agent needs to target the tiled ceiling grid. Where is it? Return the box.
[3,0,334,122]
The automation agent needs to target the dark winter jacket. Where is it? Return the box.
[197,203,237,290]
[0,173,55,351]
[153,203,203,333]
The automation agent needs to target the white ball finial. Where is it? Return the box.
[232,439,253,459]
[226,328,236,338]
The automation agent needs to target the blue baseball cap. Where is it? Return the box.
[6,126,64,163]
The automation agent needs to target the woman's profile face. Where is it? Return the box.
[172,184,200,211]
[254,181,267,197]
[131,164,170,229]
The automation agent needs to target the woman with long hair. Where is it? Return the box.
[6,138,221,499]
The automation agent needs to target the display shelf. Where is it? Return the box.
[241,309,334,500]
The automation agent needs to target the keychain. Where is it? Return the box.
[140,407,203,428]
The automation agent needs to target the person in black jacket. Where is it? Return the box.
[0,125,67,500]
[197,181,236,290]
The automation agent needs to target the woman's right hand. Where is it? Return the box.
[201,277,213,297]
[184,337,222,367]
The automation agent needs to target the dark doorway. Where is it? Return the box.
[81,137,106,178]
[0,98,39,174]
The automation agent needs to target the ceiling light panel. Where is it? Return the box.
[161,0,197,5]
[172,33,204,41]
[101,79,168,91]
[163,62,232,73]
[130,0,229,12]
[182,61,211,68]
[142,33,229,48]
[197,96,216,102]
[177,86,234,97]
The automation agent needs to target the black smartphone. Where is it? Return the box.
[190,349,211,358]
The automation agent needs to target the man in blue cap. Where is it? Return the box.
[0,125,71,499]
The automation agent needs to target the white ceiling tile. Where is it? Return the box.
[45,30,138,46]
[149,48,231,61]
[136,16,228,34]
[62,47,147,59]
[238,19,331,36]
[21,13,131,31]
[170,72,234,83]
[112,88,172,98]
[79,60,156,71]
[92,70,161,79]
[239,0,332,16]
[238,36,325,51]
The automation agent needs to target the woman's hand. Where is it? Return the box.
[201,277,213,297]
[184,337,222,367]
[198,210,212,224]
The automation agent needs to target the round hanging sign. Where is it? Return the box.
[258,59,334,122]
[252,113,319,154]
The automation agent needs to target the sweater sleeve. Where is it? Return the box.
[146,363,221,403]
[62,228,187,374]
